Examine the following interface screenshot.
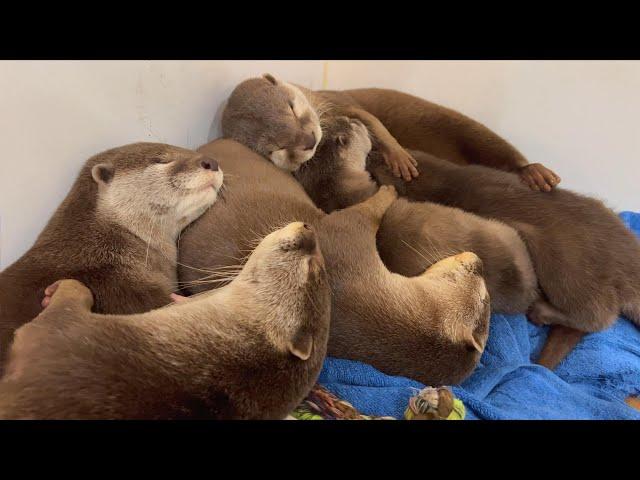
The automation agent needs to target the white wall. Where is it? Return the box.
[325,60,640,212]
[0,61,324,269]
[1,60,639,269]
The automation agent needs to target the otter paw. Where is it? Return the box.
[519,163,561,192]
[378,184,398,201]
[41,279,94,311]
[384,146,419,181]
[170,293,189,303]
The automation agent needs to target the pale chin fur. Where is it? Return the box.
[270,148,316,172]
[177,169,224,224]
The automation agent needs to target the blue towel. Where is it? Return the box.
[319,211,640,420]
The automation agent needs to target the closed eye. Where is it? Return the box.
[151,157,173,164]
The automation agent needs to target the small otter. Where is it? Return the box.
[178,139,491,386]
[0,143,223,370]
[371,149,640,368]
[0,222,331,419]
[221,74,560,190]
[295,116,539,314]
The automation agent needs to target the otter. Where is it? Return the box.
[221,74,560,190]
[178,139,491,386]
[0,222,331,419]
[0,142,223,371]
[370,149,640,369]
[294,116,539,314]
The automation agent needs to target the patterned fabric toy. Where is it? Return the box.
[290,384,465,420]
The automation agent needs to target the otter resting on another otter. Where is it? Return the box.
[370,147,640,369]
[221,73,560,190]
[0,222,330,420]
[294,116,539,315]
[179,139,490,386]
[0,143,223,371]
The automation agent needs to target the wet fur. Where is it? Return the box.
[179,139,491,386]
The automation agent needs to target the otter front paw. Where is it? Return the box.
[41,279,94,311]
[518,163,561,192]
[383,145,419,182]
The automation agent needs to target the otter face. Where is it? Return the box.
[239,222,329,360]
[221,74,322,172]
[91,143,223,232]
[332,117,372,172]
[422,252,491,384]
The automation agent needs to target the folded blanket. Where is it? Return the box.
[319,211,640,420]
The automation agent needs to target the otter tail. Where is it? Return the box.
[537,325,586,370]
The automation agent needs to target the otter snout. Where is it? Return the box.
[280,222,318,254]
[200,158,219,171]
[453,252,484,276]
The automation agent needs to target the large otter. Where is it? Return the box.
[0,143,223,370]
[221,74,560,190]
[0,222,331,419]
[294,116,539,314]
[370,150,640,368]
[178,139,491,386]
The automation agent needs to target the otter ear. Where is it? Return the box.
[262,73,279,86]
[91,163,114,185]
[464,331,484,354]
[335,134,347,147]
[288,330,313,361]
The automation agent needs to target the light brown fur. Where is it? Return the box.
[371,149,640,368]
[295,117,538,314]
[0,143,222,371]
[221,74,559,188]
[0,222,330,419]
[178,139,491,386]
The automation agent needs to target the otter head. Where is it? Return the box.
[221,74,322,171]
[421,252,491,385]
[90,143,224,235]
[330,116,372,170]
[238,222,330,361]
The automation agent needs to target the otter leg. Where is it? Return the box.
[347,185,397,226]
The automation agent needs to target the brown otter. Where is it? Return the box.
[221,74,560,190]
[178,139,491,386]
[0,221,331,419]
[370,149,640,369]
[0,143,223,371]
[294,116,539,314]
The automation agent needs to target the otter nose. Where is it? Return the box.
[299,226,317,253]
[454,252,484,276]
[302,131,316,151]
[200,158,219,171]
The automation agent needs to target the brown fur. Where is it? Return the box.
[0,221,331,419]
[294,117,538,314]
[0,143,222,372]
[371,149,640,368]
[178,139,491,386]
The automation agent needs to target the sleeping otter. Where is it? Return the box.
[221,74,560,190]
[371,149,640,368]
[0,143,223,371]
[178,139,491,386]
[0,222,331,419]
[294,116,539,314]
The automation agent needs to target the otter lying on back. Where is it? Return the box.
[221,73,560,190]
[294,116,539,315]
[372,149,640,368]
[0,222,330,419]
[0,143,223,370]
